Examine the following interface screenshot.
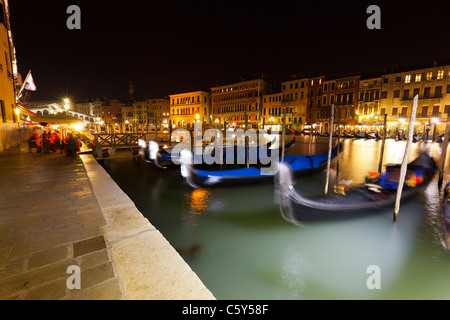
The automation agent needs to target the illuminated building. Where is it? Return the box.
[133,97,170,131]
[0,0,19,150]
[211,76,277,129]
[380,61,450,136]
[169,91,210,130]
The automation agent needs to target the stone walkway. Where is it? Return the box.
[0,145,125,299]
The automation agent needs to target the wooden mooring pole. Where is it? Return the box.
[393,95,418,222]
[378,114,388,174]
[438,110,450,189]
[308,123,313,155]
[281,112,286,163]
[324,104,335,196]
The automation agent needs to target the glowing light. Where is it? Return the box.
[70,123,84,131]
[196,114,200,120]
[14,108,20,116]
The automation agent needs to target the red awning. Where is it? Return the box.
[18,105,39,117]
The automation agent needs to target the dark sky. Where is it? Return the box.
[8,0,450,102]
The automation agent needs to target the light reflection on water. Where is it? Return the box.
[106,137,450,299]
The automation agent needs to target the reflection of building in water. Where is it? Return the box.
[180,188,212,228]
[188,189,212,215]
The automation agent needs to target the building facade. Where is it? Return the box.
[133,97,170,130]
[306,75,325,131]
[0,0,16,125]
[281,77,309,131]
[211,76,278,130]
[262,92,282,130]
[380,62,450,136]
[169,91,210,130]
[100,98,125,125]
[357,74,382,126]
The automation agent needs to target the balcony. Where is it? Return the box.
[401,94,443,101]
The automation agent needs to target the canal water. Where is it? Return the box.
[104,137,450,299]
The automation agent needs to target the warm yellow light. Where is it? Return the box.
[70,123,84,131]
[64,104,70,110]
[64,98,70,104]
[195,114,200,120]
[14,108,20,115]
[431,118,439,124]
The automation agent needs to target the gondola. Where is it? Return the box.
[275,151,437,222]
[181,143,342,188]
[148,136,296,169]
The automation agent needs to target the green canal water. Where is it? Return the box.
[104,137,450,299]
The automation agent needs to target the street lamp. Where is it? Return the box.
[14,108,20,125]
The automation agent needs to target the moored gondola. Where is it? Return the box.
[147,136,296,169]
[275,151,437,222]
[181,144,342,188]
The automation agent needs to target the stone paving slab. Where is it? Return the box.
[0,147,125,300]
[0,145,215,300]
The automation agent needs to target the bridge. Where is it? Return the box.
[26,105,96,125]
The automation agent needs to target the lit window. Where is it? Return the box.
[437,70,444,80]
[427,72,432,80]
[415,74,421,82]
[405,75,411,83]
[311,80,314,86]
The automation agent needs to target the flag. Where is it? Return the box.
[23,71,36,91]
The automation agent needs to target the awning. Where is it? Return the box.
[17,105,39,117]
[355,122,369,126]
[30,113,83,125]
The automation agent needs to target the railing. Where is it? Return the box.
[94,133,148,148]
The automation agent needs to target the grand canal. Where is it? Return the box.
[104,136,450,299]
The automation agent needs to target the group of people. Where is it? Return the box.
[28,129,81,156]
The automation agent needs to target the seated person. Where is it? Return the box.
[66,133,80,156]
[27,134,39,152]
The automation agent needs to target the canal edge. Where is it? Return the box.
[79,154,216,300]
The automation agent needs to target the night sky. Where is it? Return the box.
[8,0,450,102]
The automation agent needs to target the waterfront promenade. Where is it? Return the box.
[0,143,214,300]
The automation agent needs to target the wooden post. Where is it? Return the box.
[41,126,44,155]
[308,123,313,155]
[378,114,388,174]
[245,111,249,168]
[281,112,286,163]
[324,104,335,195]
[335,108,341,182]
[393,95,418,222]
[438,110,450,188]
